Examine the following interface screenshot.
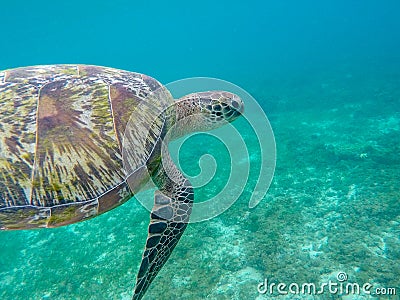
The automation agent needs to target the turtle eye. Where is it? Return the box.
[231,100,239,109]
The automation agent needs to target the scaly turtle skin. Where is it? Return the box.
[0,65,244,300]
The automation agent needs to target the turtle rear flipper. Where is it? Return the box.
[133,150,193,300]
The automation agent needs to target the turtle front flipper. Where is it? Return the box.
[133,150,193,300]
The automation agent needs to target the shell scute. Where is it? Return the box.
[0,206,50,230]
[0,82,38,208]
[32,77,123,207]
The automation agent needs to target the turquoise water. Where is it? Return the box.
[1,1,400,299]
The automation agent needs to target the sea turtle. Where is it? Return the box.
[0,65,244,299]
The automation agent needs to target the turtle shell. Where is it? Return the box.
[0,65,172,229]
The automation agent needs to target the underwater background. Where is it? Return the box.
[0,0,399,299]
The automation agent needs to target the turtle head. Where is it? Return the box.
[198,91,244,124]
[171,91,243,139]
